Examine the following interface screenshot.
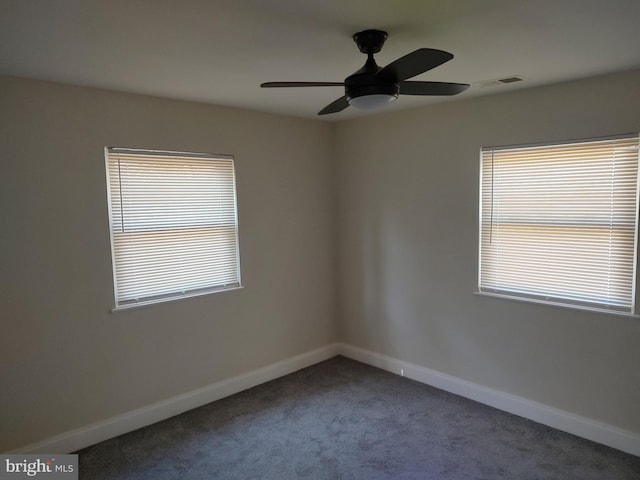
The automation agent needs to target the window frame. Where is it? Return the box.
[477,133,640,317]
[105,147,242,311]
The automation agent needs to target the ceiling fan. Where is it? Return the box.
[261,29,470,116]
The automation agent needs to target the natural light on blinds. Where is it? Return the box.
[105,148,241,308]
[479,134,640,314]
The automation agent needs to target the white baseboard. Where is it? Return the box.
[10,341,639,457]
[337,343,640,457]
[9,343,341,454]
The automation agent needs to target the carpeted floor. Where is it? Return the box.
[77,356,640,479]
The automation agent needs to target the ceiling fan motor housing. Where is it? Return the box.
[345,34,399,104]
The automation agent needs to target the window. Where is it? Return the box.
[105,148,241,309]
[479,134,640,314]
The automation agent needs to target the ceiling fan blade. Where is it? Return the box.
[318,96,349,115]
[261,82,344,88]
[399,81,470,96]
[378,48,453,82]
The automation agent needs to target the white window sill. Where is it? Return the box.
[111,285,244,312]
[474,291,639,319]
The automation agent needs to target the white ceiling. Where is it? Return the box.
[1,0,639,121]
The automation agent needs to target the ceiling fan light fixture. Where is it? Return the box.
[346,82,399,110]
[348,93,398,110]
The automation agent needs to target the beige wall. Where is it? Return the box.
[0,76,337,451]
[2,69,640,452]
[334,69,640,433]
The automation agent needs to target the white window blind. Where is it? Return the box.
[105,148,241,309]
[479,134,640,314]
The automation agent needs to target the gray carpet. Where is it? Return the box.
[77,356,640,479]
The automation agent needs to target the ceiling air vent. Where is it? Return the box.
[478,76,524,88]
[498,76,523,84]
